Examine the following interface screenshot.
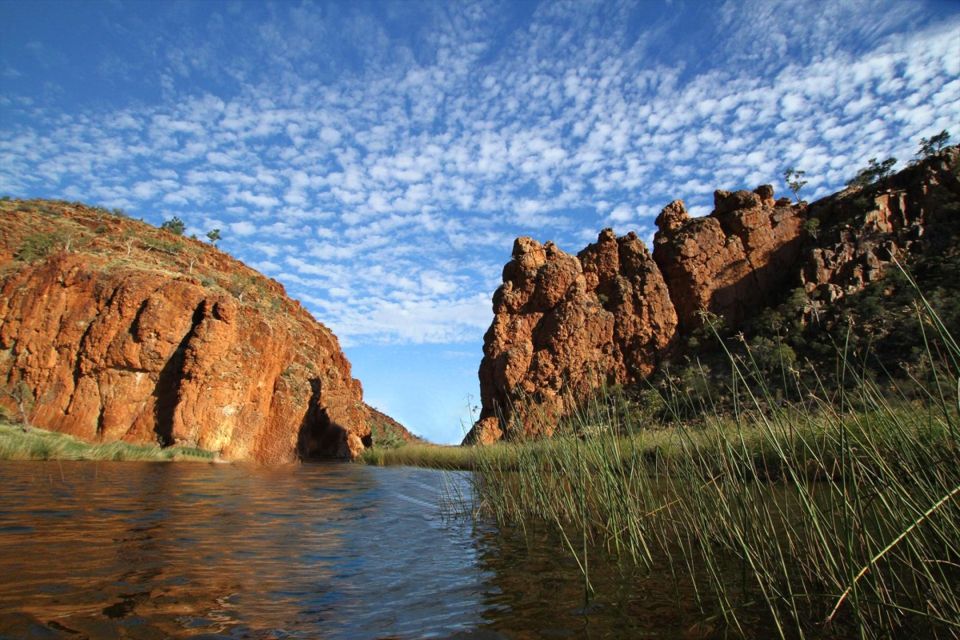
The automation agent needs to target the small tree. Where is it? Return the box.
[206,229,221,246]
[783,167,807,203]
[847,157,897,189]
[917,130,950,159]
[160,216,185,235]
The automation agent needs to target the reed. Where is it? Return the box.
[359,441,514,470]
[465,298,960,638]
[0,422,217,462]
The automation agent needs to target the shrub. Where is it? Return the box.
[917,129,950,159]
[847,157,897,189]
[15,233,58,262]
[160,216,185,235]
[782,166,807,202]
[142,236,183,255]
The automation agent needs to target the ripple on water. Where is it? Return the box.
[0,460,719,639]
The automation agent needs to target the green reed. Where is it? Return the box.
[0,422,216,462]
[466,301,960,638]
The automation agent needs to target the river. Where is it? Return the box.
[0,461,710,639]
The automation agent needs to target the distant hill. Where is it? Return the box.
[366,405,422,447]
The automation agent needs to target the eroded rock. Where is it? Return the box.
[0,202,369,463]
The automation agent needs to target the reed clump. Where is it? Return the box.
[0,421,217,462]
[466,297,960,638]
[360,442,514,470]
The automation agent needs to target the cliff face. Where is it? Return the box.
[0,200,368,463]
[472,232,676,443]
[466,147,960,444]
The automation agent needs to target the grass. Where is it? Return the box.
[0,421,218,462]
[451,290,960,638]
[360,442,485,469]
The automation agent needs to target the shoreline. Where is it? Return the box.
[0,421,219,463]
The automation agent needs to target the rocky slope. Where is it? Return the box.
[466,146,960,444]
[367,405,422,446]
[0,200,371,462]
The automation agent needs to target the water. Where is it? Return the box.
[0,462,711,639]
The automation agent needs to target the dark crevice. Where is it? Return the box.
[128,284,165,341]
[67,284,123,412]
[296,377,350,459]
[69,319,98,413]
[128,298,152,340]
[96,402,105,440]
[153,302,205,447]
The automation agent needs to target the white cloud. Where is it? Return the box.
[0,1,957,351]
[230,220,258,236]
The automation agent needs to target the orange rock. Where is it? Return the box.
[653,186,807,331]
[467,231,676,442]
[0,201,369,462]
[467,146,960,444]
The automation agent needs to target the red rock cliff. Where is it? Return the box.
[0,200,368,462]
[470,230,677,444]
[466,146,960,444]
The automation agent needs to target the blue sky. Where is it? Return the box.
[1,0,958,444]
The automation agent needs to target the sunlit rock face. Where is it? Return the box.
[653,186,806,332]
[467,230,677,442]
[466,146,960,444]
[0,201,368,462]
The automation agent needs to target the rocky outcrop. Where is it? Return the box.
[469,231,676,441]
[800,148,960,303]
[466,147,960,444]
[653,187,806,331]
[0,200,368,463]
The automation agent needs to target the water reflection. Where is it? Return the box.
[0,462,489,638]
[0,462,715,639]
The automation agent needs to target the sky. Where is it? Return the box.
[1,0,958,444]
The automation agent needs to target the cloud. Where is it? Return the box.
[230,220,258,236]
[1,0,958,348]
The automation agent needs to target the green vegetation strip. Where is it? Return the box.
[0,422,216,462]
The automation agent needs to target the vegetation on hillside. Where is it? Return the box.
[1,198,289,317]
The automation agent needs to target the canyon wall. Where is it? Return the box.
[0,201,369,463]
[466,147,960,444]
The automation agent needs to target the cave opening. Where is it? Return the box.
[296,378,351,459]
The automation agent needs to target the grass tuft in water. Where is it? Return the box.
[0,421,217,462]
[464,297,960,638]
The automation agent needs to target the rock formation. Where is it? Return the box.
[471,231,676,442]
[466,147,960,444]
[653,186,806,331]
[0,200,369,463]
[800,148,960,303]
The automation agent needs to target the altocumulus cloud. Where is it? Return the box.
[0,0,958,347]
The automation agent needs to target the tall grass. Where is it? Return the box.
[466,298,960,638]
[0,421,217,462]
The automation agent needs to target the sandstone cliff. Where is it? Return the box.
[466,147,960,444]
[0,200,369,462]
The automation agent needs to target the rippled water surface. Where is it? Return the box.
[0,461,709,639]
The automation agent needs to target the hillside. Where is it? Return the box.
[466,146,960,444]
[0,199,379,462]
